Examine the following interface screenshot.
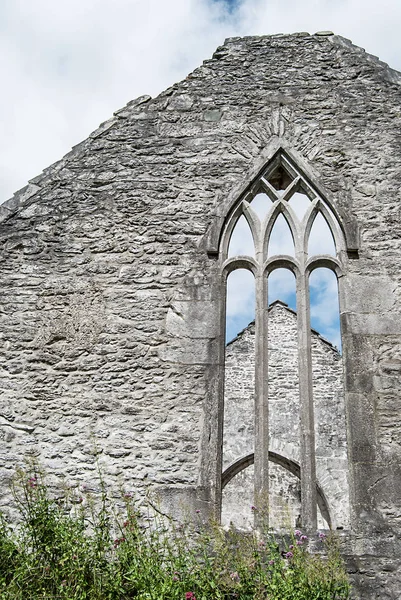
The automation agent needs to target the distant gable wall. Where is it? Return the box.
[223,302,348,530]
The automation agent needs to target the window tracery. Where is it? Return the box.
[220,152,347,531]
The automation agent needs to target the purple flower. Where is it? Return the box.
[285,551,294,559]
[268,560,275,565]
[195,509,200,514]
[294,529,302,537]
[289,544,294,550]
[296,540,303,545]
[300,535,308,542]
[230,571,240,582]
[319,532,326,540]
[251,505,258,511]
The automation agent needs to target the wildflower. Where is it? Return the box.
[251,505,258,511]
[285,551,294,559]
[230,571,240,582]
[296,539,303,545]
[268,560,275,565]
[300,535,308,542]
[195,509,200,514]
[319,532,326,540]
[294,529,302,537]
[289,544,294,550]
[185,593,196,600]
[27,476,37,489]
[124,492,133,499]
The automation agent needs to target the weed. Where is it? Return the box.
[0,468,350,599]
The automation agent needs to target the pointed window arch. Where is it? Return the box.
[219,151,348,531]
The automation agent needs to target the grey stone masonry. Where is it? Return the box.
[0,32,400,599]
[222,301,349,530]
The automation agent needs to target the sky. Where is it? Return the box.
[1,0,400,346]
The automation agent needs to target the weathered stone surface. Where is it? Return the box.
[222,302,348,530]
[0,32,400,599]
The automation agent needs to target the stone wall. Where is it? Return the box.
[0,32,400,599]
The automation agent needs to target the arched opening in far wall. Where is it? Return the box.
[221,452,331,531]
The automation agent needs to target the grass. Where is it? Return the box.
[0,466,350,599]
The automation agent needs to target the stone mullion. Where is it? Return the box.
[296,267,317,531]
[215,270,228,522]
[254,256,269,523]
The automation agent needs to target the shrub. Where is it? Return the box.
[0,468,350,599]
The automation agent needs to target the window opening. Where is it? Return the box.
[267,273,301,528]
[288,191,311,221]
[226,269,255,343]
[266,163,294,191]
[310,268,349,529]
[308,212,336,257]
[249,192,272,221]
[220,152,348,532]
[228,214,255,258]
[268,268,296,311]
[223,269,256,527]
[267,214,295,257]
[309,268,341,350]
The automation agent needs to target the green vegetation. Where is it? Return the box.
[0,468,350,599]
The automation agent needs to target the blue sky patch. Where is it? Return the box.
[211,0,241,14]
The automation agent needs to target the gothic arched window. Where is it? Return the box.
[219,151,348,531]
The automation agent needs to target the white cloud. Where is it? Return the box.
[0,0,398,349]
[226,268,255,319]
[0,0,238,201]
[268,214,295,257]
[228,215,256,258]
[268,268,296,307]
[236,0,401,71]
[308,213,336,257]
[1,0,400,202]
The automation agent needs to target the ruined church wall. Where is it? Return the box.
[0,32,400,598]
